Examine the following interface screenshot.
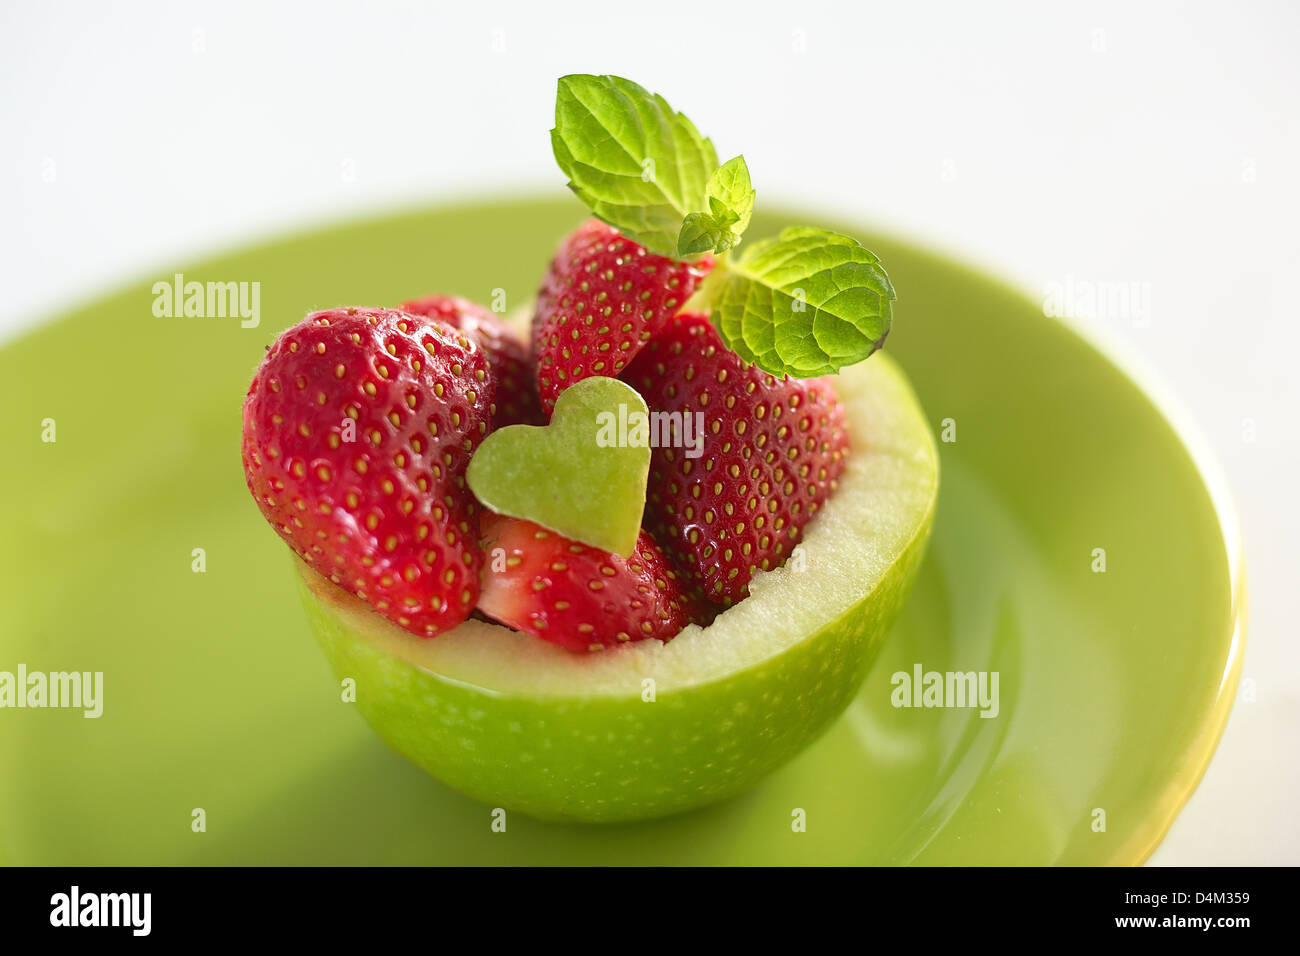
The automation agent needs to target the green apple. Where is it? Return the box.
[297,351,938,822]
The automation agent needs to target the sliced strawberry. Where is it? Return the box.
[622,313,850,607]
[476,513,697,652]
[242,307,496,637]
[400,294,543,427]
[532,219,713,417]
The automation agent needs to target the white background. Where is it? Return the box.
[2,0,1296,864]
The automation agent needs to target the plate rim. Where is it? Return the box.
[876,228,1248,865]
[1035,286,1247,867]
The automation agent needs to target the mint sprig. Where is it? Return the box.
[551,74,895,378]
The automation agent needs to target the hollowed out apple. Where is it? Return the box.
[297,351,938,822]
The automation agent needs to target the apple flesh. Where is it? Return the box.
[297,352,939,822]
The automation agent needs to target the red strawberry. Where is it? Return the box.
[622,312,850,607]
[401,294,543,427]
[241,307,496,637]
[476,513,697,652]
[533,219,713,417]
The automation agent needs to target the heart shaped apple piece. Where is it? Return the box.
[466,376,651,556]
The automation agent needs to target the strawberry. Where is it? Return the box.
[241,307,496,637]
[476,513,698,652]
[622,312,850,607]
[400,294,543,427]
[532,219,713,417]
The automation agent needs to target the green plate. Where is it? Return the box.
[0,198,1244,865]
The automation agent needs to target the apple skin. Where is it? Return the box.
[299,535,928,821]
[296,353,937,822]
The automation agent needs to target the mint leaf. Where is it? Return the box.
[678,155,754,256]
[551,75,717,256]
[552,75,749,257]
[697,227,895,377]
